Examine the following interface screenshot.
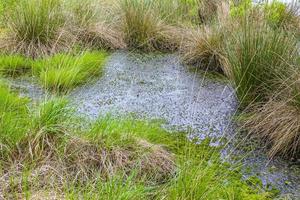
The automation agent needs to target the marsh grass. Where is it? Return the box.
[244,99,300,159]
[69,0,125,50]
[180,25,227,73]
[0,93,270,199]
[0,54,31,77]
[32,51,109,93]
[224,7,300,158]
[120,0,179,52]
[224,21,298,107]
[4,0,70,58]
[0,0,298,197]
[242,67,300,158]
[0,83,30,160]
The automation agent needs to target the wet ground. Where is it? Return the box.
[7,51,300,198]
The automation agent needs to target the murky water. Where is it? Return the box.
[7,51,300,198]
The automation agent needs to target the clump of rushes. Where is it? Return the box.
[32,51,109,93]
[0,54,31,76]
[69,0,125,50]
[4,0,69,58]
[224,22,299,107]
[120,0,179,52]
[244,99,300,159]
[243,70,300,159]
[180,25,227,73]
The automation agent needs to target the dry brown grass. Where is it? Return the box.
[69,0,125,50]
[244,72,300,159]
[244,100,300,159]
[180,25,228,73]
[75,22,126,50]
[0,134,176,198]
[197,0,229,24]
[120,0,181,52]
[0,29,75,59]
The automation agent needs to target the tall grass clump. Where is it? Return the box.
[243,69,300,158]
[68,0,125,50]
[120,0,179,52]
[224,22,299,107]
[244,98,300,159]
[32,51,109,93]
[223,14,300,158]
[16,98,72,162]
[224,1,300,160]
[180,25,228,73]
[0,54,31,76]
[4,0,68,58]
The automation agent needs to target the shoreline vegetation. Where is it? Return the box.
[0,0,299,199]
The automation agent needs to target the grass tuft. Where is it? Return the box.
[0,95,271,199]
[180,25,227,73]
[224,22,298,107]
[69,0,125,50]
[0,54,31,76]
[244,99,300,159]
[120,0,179,52]
[4,0,69,58]
[32,51,109,93]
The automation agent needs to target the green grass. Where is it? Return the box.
[32,51,109,93]
[0,83,29,150]
[120,0,178,52]
[0,93,272,199]
[224,22,299,107]
[5,0,66,57]
[224,3,300,158]
[0,54,31,76]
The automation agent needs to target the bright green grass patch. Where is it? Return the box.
[32,51,109,93]
[0,54,31,76]
[0,82,29,148]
